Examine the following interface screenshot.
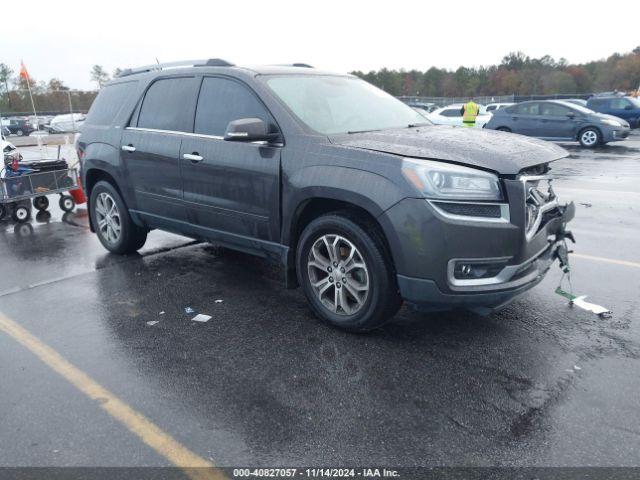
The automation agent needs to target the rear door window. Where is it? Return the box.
[194,77,272,137]
[85,81,138,126]
[137,77,199,132]
[514,103,541,115]
[540,103,571,116]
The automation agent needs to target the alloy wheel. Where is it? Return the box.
[95,192,122,245]
[307,234,369,315]
[581,130,598,146]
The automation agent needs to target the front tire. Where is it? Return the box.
[12,205,31,223]
[90,181,147,254]
[296,212,401,332]
[579,127,601,148]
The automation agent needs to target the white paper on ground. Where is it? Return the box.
[572,296,611,316]
[191,314,212,323]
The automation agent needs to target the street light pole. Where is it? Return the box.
[67,90,76,132]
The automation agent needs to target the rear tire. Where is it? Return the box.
[59,195,75,212]
[579,127,601,148]
[0,204,6,221]
[33,196,49,211]
[90,181,147,254]
[296,212,402,332]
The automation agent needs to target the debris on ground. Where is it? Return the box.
[579,202,593,208]
[191,314,212,323]
[574,365,582,371]
[146,320,159,326]
[555,287,613,318]
[159,311,165,315]
[215,299,223,304]
[184,307,195,314]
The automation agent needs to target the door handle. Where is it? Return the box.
[121,144,136,152]
[183,153,203,163]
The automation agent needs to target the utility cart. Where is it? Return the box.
[0,159,79,222]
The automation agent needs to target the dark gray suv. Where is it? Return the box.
[78,59,575,332]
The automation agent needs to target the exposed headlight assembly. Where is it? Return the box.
[600,118,622,127]
[402,158,503,201]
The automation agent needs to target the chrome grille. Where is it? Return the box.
[521,175,559,241]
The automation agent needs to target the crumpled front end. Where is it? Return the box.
[380,169,575,314]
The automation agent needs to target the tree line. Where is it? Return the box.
[2,47,640,114]
[351,47,640,97]
[0,64,116,114]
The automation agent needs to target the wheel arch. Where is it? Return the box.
[84,168,136,232]
[577,125,603,142]
[284,192,399,289]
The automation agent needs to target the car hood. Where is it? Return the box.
[329,125,568,175]
[592,113,630,127]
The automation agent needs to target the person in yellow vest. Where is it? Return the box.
[460,99,480,127]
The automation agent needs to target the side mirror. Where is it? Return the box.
[566,113,575,119]
[624,105,634,110]
[224,118,280,143]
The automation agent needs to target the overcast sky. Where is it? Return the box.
[2,0,638,90]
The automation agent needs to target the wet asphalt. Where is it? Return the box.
[0,135,639,470]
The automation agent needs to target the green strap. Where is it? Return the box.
[555,286,577,301]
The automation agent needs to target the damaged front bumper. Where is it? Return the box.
[396,201,576,314]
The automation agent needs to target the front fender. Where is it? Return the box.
[283,165,407,246]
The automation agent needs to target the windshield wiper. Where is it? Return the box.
[347,128,383,134]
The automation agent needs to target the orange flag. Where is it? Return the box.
[19,61,30,82]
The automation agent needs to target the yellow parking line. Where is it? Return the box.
[573,253,640,269]
[0,313,226,480]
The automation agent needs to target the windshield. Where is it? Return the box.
[265,75,430,135]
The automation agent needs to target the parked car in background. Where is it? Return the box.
[427,104,491,128]
[485,100,630,147]
[47,113,86,133]
[563,99,589,108]
[485,102,514,112]
[2,118,36,136]
[78,60,574,332]
[586,96,640,128]
[407,101,438,113]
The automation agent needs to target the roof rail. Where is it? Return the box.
[118,58,235,77]
[291,63,314,68]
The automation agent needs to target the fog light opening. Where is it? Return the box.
[453,261,506,280]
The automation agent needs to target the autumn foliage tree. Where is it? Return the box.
[351,47,640,97]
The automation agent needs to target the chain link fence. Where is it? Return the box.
[399,93,594,107]
[398,95,516,107]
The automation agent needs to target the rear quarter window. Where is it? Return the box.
[85,81,138,126]
[588,99,606,109]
